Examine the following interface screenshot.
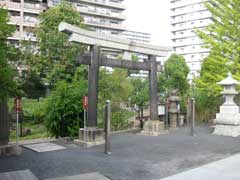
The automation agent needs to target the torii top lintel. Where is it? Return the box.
[59,22,172,57]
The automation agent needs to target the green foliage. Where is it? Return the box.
[44,79,87,137]
[130,78,149,107]
[196,0,240,94]
[98,68,134,130]
[10,121,48,141]
[195,0,240,121]
[0,8,17,101]
[33,1,86,85]
[111,109,135,131]
[20,71,46,99]
[8,98,46,123]
[99,68,133,104]
[0,9,15,40]
[158,53,190,96]
[128,53,139,75]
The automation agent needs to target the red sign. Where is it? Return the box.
[83,96,88,110]
[14,97,22,112]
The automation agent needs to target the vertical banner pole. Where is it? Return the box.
[16,111,19,145]
[83,109,86,147]
[83,96,88,147]
[15,97,21,145]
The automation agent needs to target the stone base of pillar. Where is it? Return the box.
[74,127,104,147]
[213,124,240,137]
[169,113,178,129]
[141,121,168,136]
[0,145,22,156]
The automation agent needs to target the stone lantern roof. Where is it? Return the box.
[217,72,239,86]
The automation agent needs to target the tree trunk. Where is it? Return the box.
[0,99,9,145]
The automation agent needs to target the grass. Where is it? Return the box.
[8,98,45,117]
[10,121,48,142]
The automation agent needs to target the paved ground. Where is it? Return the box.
[1,125,240,180]
[45,172,111,180]
[0,170,38,180]
[160,154,240,180]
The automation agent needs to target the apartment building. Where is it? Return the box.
[0,0,47,43]
[170,0,212,80]
[121,30,151,43]
[0,0,126,43]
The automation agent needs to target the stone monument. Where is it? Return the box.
[213,72,240,137]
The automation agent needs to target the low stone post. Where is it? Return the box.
[168,90,179,129]
[191,98,196,136]
[104,100,111,155]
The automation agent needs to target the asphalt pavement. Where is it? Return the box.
[1,125,240,180]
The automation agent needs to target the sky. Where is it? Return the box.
[124,0,172,46]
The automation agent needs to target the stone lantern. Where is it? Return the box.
[213,72,240,137]
[168,90,180,129]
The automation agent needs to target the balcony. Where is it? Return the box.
[171,19,212,32]
[175,44,209,55]
[0,1,21,11]
[83,20,125,31]
[171,4,207,17]
[22,32,37,41]
[171,11,211,24]
[23,2,47,14]
[174,37,203,47]
[8,31,21,40]
[23,16,39,27]
[10,16,22,25]
[77,0,126,10]
[76,6,125,20]
[170,0,208,9]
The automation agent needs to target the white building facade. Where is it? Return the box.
[121,30,151,43]
[170,0,212,80]
[0,0,126,43]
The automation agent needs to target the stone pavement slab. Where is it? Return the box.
[45,172,110,180]
[0,170,38,180]
[23,143,66,152]
[160,154,240,180]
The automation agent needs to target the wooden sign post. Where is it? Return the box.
[14,97,21,144]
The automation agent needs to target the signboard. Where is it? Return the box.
[158,104,165,115]
[83,96,88,110]
[14,97,21,112]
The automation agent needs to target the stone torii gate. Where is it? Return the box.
[59,22,172,144]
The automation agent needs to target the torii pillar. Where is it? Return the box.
[141,55,167,136]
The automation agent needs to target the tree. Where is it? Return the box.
[130,78,149,109]
[99,68,133,104]
[158,53,190,96]
[194,0,240,121]
[0,8,16,101]
[196,0,240,96]
[33,1,86,85]
[98,68,134,130]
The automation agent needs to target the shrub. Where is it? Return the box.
[44,79,87,138]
